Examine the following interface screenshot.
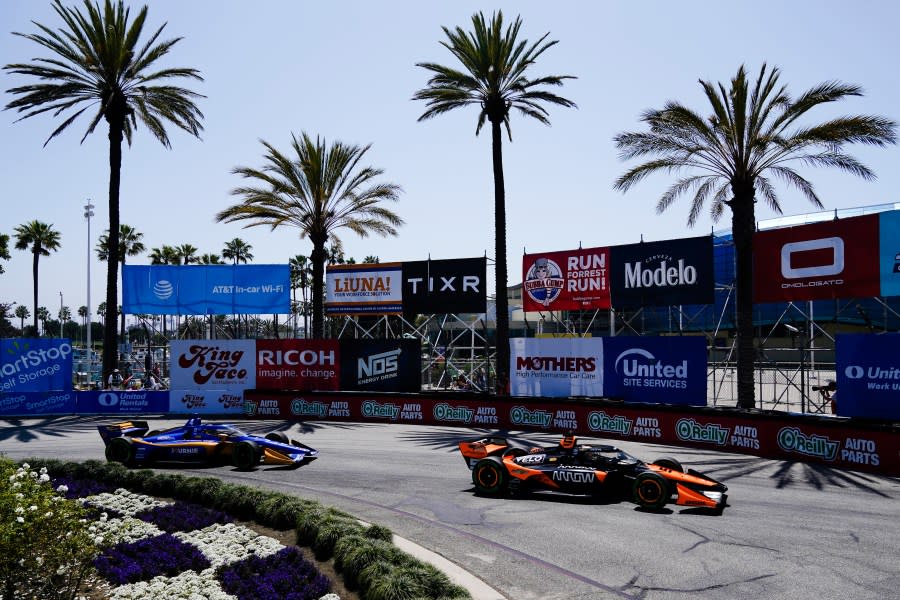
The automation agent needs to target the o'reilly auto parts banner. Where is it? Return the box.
[610,236,714,308]
[339,340,421,392]
[256,339,339,390]
[0,338,72,393]
[326,263,403,315]
[522,247,611,312]
[753,214,880,302]
[836,333,900,420]
[602,336,707,406]
[402,257,486,315]
[510,338,604,397]
[123,265,290,315]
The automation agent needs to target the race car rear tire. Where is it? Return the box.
[105,437,135,466]
[632,471,670,509]
[472,457,508,496]
[265,432,289,444]
[232,441,260,471]
[503,447,526,459]
[653,457,683,472]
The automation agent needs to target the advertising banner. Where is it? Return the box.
[879,210,900,297]
[609,236,714,308]
[835,333,900,420]
[325,263,403,315]
[510,338,604,398]
[169,340,256,392]
[75,390,169,414]
[122,265,290,315]
[402,257,487,315]
[0,338,73,393]
[256,339,340,390]
[0,391,76,416]
[522,247,611,312]
[602,336,707,406]
[168,389,245,415]
[753,214,880,302]
[339,340,421,392]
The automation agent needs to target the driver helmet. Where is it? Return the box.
[560,431,577,450]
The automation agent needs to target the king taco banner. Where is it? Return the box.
[522,247,611,312]
[169,340,256,391]
[0,338,73,393]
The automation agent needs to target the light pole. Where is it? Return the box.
[59,291,64,338]
[84,201,94,356]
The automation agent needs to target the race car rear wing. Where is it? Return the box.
[98,421,150,443]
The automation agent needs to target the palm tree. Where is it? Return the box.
[221,238,253,265]
[97,224,145,338]
[414,11,576,393]
[78,305,88,344]
[58,306,71,338]
[36,306,50,336]
[199,253,223,264]
[216,132,403,339]
[613,64,896,409]
[175,243,199,265]
[15,305,30,332]
[149,245,182,265]
[13,220,61,333]
[4,0,204,378]
[289,254,311,337]
[0,233,10,274]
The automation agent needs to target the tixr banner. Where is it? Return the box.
[122,265,290,315]
[0,338,72,393]
[325,263,403,315]
[835,333,900,420]
[402,257,486,315]
[522,247,611,311]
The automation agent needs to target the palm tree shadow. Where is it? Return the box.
[0,415,115,443]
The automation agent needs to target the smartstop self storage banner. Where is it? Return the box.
[0,391,76,416]
[836,333,900,420]
[1,338,72,393]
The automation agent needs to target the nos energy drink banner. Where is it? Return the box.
[122,264,290,315]
[836,333,900,420]
[603,336,707,406]
[339,340,421,392]
[0,338,72,393]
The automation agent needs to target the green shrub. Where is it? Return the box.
[365,523,394,542]
[314,516,366,560]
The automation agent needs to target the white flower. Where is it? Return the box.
[39,473,50,483]
[56,484,69,493]
[39,467,47,475]
[29,505,38,511]
[15,493,24,499]
[21,463,30,470]
[15,506,24,514]
[16,517,24,523]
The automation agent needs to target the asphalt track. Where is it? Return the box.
[1,416,898,600]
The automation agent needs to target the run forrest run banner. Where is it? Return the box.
[753,210,900,302]
[122,265,290,315]
[836,333,900,420]
[510,336,707,405]
[523,247,611,311]
[0,338,72,393]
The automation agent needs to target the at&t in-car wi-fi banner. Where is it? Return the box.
[610,236,714,308]
[522,247,611,312]
[402,257,486,315]
[339,340,421,392]
[326,263,403,315]
[753,214,880,302]
[602,336,707,406]
[510,338,604,397]
[256,339,340,390]
[879,210,900,297]
[0,338,72,393]
[122,265,290,315]
[836,333,900,420]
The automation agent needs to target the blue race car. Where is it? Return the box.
[98,417,318,470]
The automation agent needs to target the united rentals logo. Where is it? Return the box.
[357,349,401,384]
[777,427,839,461]
[587,411,633,435]
[675,418,729,445]
[615,348,688,390]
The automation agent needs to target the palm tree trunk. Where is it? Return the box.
[31,249,39,333]
[730,184,756,409]
[311,237,326,339]
[491,120,509,395]
[103,119,123,377]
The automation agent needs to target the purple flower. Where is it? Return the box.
[51,477,116,499]
[218,547,331,600]
[136,501,233,533]
[93,533,211,585]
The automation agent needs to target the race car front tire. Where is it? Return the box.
[232,441,260,470]
[105,437,135,466]
[632,471,670,510]
[652,457,684,472]
[472,457,508,496]
[265,432,289,444]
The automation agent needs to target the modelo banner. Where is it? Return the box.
[602,336,707,406]
[609,236,714,308]
[74,390,169,413]
[326,263,403,315]
[256,339,339,390]
[753,214,880,302]
[522,246,611,312]
[167,390,245,415]
[122,264,290,315]
[835,332,900,420]
[339,340,421,392]
[0,391,76,416]
[510,338,604,398]
[0,338,73,393]
[402,257,486,315]
[169,340,256,391]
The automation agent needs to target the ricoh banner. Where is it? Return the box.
[510,336,706,404]
[256,340,340,391]
[522,247,611,312]
[326,263,403,314]
[609,236,714,308]
[836,333,900,420]
[0,338,73,393]
[122,264,290,315]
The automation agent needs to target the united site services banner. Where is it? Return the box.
[0,339,72,393]
[122,264,290,315]
[522,247,611,311]
[836,333,900,420]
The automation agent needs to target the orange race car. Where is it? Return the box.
[459,432,728,512]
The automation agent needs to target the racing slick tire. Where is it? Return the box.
[105,437,135,466]
[232,441,261,471]
[265,432,289,444]
[472,457,508,496]
[632,471,670,510]
[652,457,684,472]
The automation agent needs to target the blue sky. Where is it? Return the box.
[3,0,899,320]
